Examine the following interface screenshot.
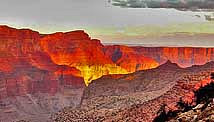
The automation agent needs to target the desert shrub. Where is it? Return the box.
[177,98,192,112]
[154,73,214,121]
[153,104,178,122]
[211,72,214,79]
[194,82,214,105]
[153,104,167,122]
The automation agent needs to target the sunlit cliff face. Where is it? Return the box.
[0,26,159,86]
[104,45,159,72]
[39,31,130,85]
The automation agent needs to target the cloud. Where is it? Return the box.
[111,0,214,11]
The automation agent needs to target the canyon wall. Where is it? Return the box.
[104,45,214,70]
[0,26,86,122]
[104,45,159,72]
[1,25,214,86]
[133,47,214,67]
[39,31,129,85]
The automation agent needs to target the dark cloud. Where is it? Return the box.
[0,0,207,31]
[205,14,214,21]
[111,0,214,11]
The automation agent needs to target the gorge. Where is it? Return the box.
[0,25,214,121]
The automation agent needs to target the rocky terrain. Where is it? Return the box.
[51,61,214,122]
[164,78,214,122]
[1,25,214,121]
[167,100,214,122]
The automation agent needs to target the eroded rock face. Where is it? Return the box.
[39,31,162,85]
[104,46,214,73]
[0,66,86,122]
[39,32,130,85]
[0,26,86,122]
[104,45,159,72]
[134,47,214,67]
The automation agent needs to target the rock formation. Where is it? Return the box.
[52,61,214,122]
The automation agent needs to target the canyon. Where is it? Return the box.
[0,25,214,121]
[53,61,214,122]
[1,25,214,85]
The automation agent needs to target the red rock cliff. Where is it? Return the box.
[104,45,159,72]
[133,47,214,68]
[1,25,214,86]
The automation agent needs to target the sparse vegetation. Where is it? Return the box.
[154,72,214,121]
[194,82,214,111]
[177,98,193,112]
[153,104,179,122]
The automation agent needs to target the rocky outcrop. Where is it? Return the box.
[112,62,214,122]
[167,81,214,122]
[168,101,214,122]
[52,61,214,122]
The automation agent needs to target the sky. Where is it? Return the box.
[111,0,214,10]
[0,0,214,46]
